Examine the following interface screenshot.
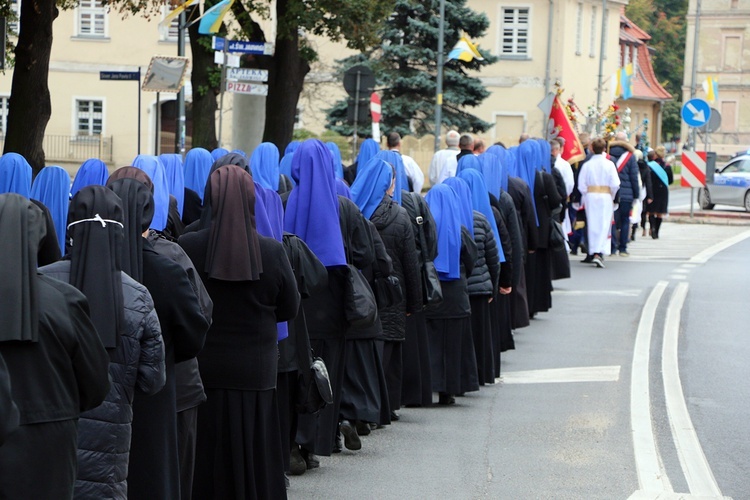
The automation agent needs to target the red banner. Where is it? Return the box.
[549,96,586,164]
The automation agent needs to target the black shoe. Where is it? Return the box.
[581,255,594,263]
[438,393,455,405]
[570,248,578,256]
[300,449,320,470]
[390,411,400,422]
[339,420,362,451]
[332,435,342,453]
[355,420,371,436]
[289,447,307,476]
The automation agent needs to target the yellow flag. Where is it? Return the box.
[160,0,198,27]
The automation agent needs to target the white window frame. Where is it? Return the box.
[73,97,105,138]
[575,3,583,56]
[589,5,597,58]
[499,6,531,59]
[159,4,180,42]
[0,95,10,136]
[75,0,108,38]
[491,111,528,143]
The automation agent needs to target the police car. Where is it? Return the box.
[698,151,750,211]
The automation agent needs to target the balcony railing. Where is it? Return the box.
[0,134,114,164]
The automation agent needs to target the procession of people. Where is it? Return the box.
[0,128,673,499]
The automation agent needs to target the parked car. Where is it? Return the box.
[698,152,750,211]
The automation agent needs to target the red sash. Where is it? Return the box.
[616,152,633,173]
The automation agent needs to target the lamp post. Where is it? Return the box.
[175,11,187,156]
[595,0,608,135]
[689,0,702,151]
[433,0,445,152]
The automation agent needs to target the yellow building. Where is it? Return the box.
[682,0,750,156]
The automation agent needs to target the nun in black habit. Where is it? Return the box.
[41,185,167,499]
[0,193,110,499]
[106,169,210,500]
[180,166,300,499]
[0,354,18,447]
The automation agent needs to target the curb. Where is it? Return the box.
[666,211,750,226]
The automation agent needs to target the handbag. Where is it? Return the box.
[372,273,403,309]
[341,204,378,328]
[296,356,334,414]
[411,193,443,306]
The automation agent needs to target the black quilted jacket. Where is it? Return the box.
[467,211,500,296]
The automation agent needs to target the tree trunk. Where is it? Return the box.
[187,10,218,150]
[3,0,58,174]
[262,0,310,152]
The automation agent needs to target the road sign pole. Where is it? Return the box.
[352,71,361,159]
[217,42,228,148]
[689,0,702,150]
[154,92,160,156]
[176,11,186,156]
[690,188,694,218]
[138,67,142,155]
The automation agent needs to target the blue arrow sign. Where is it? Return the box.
[681,98,711,128]
[211,37,274,55]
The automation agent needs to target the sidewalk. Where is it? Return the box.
[667,210,750,226]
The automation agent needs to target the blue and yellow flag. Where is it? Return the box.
[620,63,634,100]
[447,36,484,62]
[702,76,719,102]
[159,0,198,27]
[198,0,235,35]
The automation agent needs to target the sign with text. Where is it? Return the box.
[212,37,275,55]
[227,68,269,82]
[226,81,269,96]
[100,71,140,81]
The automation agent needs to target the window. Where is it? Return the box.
[159,4,180,42]
[9,0,20,34]
[77,0,106,37]
[722,35,742,71]
[720,100,738,131]
[76,99,103,136]
[0,96,9,136]
[575,3,583,55]
[500,7,530,57]
[731,0,738,8]
[589,6,597,57]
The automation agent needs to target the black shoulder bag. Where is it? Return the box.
[411,193,443,306]
[341,203,378,328]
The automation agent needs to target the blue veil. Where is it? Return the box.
[71,158,109,197]
[350,157,392,219]
[0,153,33,197]
[184,148,213,202]
[326,142,345,180]
[30,165,70,253]
[457,169,505,262]
[425,184,462,281]
[250,142,281,191]
[132,155,169,231]
[443,177,475,237]
[159,153,185,216]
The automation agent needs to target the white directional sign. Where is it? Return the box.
[226,81,269,96]
[227,68,269,82]
[214,52,240,68]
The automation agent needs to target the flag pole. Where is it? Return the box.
[595,0,607,135]
[434,0,445,153]
[689,0,701,151]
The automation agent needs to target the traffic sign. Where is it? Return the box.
[212,37,274,55]
[343,65,375,97]
[226,81,268,96]
[100,71,140,81]
[699,108,722,134]
[227,68,268,82]
[370,93,381,123]
[681,151,707,188]
[681,98,711,128]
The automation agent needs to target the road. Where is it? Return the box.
[288,222,750,499]
[669,186,748,214]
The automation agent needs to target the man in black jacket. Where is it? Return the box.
[608,132,640,257]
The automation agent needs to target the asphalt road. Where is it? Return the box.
[287,223,750,499]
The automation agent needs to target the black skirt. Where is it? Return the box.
[427,317,479,396]
[401,312,433,407]
[276,370,300,473]
[0,419,77,499]
[470,297,495,385]
[192,388,286,500]
[296,337,347,456]
[340,339,390,424]
[511,262,530,329]
[490,295,514,379]
[529,249,553,315]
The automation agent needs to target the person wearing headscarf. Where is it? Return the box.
[0,153,62,265]
[132,155,170,232]
[230,148,247,158]
[424,184,478,405]
[335,178,352,199]
[350,157,422,421]
[375,149,409,204]
[344,137,379,185]
[183,148,214,225]
[286,139,375,465]
[326,141,345,180]
[0,193,110,498]
[210,147,229,161]
[278,141,300,191]
[30,165,71,254]
[71,158,110,197]
[180,166,299,499]
[456,169,505,385]
[107,171,210,500]
[41,186,166,499]
[160,153,186,217]
[250,142,282,191]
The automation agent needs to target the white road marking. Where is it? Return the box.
[554,290,642,297]
[500,366,620,384]
[681,264,698,269]
[690,229,750,264]
[669,275,687,280]
[631,281,673,493]
[671,269,690,275]
[628,490,731,499]
[663,283,723,497]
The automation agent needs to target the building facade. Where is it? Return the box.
[682,0,750,156]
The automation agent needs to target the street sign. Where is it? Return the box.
[142,56,189,93]
[227,68,268,82]
[214,51,240,68]
[681,98,711,128]
[226,81,268,96]
[100,71,140,81]
[211,37,275,55]
[699,108,722,134]
[370,93,381,123]
[681,151,707,188]
[343,65,375,97]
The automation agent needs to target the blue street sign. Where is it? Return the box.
[100,71,140,81]
[211,37,274,56]
[681,98,711,128]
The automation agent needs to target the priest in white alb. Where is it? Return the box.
[577,137,620,268]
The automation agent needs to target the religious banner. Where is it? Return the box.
[547,96,586,163]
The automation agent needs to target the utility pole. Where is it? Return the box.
[176,11,187,156]
[595,0,608,135]
[689,0,702,151]
[433,0,445,152]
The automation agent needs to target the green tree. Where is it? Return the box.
[325,0,497,138]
